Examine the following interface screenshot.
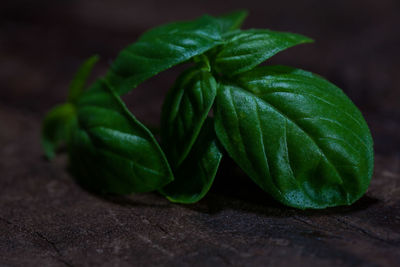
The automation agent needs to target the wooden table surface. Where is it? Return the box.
[1,1,399,266]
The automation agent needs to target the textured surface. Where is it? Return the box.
[0,106,399,266]
[1,0,400,266]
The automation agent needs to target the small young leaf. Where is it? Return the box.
[42,55,99,159]
[69,80,174,194]
[214,65,373,209]
[215,10,248,32]
[161,66,217,166]
[106,15,224,95]
[160,119,222,203]
[67,55,99,103]
[213,29,313,75]
[42,103,76,160]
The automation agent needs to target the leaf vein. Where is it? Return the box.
[242,89,345,184]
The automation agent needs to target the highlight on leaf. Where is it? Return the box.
[214,66,373,209]
[42,10,374,209]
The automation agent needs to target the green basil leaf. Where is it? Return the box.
[42,55,99,159]
[215,10,248,32]
[69,80,173,194]
[41,103,76,160]
[161,66,217,166]
[160,119,222,203]
[106,15,224,95]
[67,55,99,103]
[213,29,313,76]
[214,65,373,209]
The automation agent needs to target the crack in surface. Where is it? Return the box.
[0,216,74,266]
[335,217,400,246]
[35,231,61,256]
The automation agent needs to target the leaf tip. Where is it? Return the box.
[230,9,249,20]
[304,37,315,44]
[218,9,249,31]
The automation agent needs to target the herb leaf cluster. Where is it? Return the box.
[42,11,374,209]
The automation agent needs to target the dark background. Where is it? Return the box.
[1,0,399,266]
[1,0,399,153]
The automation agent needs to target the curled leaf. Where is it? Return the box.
[69,80,174,193]
[160,119,222,203]
[161,66,217,166]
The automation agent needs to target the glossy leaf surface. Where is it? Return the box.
[106,15,224,95]
[214,65,374,209]
[161,66,217,166]
[42,11,375,209]
[160,119,222,203]
[69,80,173,193]
[213,29,312,75]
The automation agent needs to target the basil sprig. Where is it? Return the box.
[42,10,374,209]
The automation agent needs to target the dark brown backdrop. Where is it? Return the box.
[1,0,399,266]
